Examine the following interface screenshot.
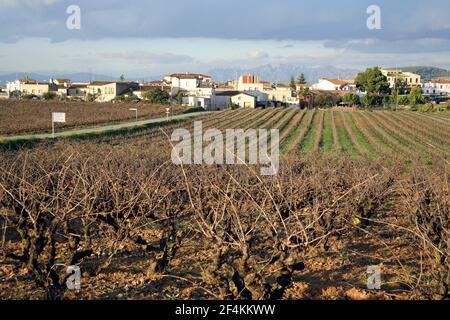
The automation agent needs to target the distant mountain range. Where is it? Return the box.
[1,65,449,87]
[0,65,362,86]
[0,72,116,86]
[207,64,361,84]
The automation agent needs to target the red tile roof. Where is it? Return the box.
[90,81,115,86]
[323,79,355,85]
[430,79,450,84]
[167,73,211,79]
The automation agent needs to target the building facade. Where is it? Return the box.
[381,69,422,88]
[422,79,450,97]
[6,79,57,97]
[214,91,257,110]
[312,79,356,91]
[164,73,212,96]
[87,81,138,102]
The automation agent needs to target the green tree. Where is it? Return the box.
[43,91,57,100]
[177,92,184,105]
[398,95,409,105]
[10,90,22,99]
[315,93,336,108]
[86,93,97,102]
[143,89,170,104]
[408,86,426,106]
[297,73,307,84]
[382,95,394,107]
[355,67,391,108]
[342,93,360,107]
[394,77,408,95]
[120,74,125,81]
[298,87,312,109]
[289,76,296,90]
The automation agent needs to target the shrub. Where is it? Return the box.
[43,91,57,100]
[397,164,449,299]
[315,93,339,108]
[143,89,170,104]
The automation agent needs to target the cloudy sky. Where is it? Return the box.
[1,0,450,77]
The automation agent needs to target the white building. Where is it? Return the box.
[245,90,269,105]
[312,79,356,91]
[6,80,23,95]
[67,83,89,99]
[183,96,213,109]
[236,74,264,91]
[164,73,212,95]
[263,85,294,103]
[380,69,422,88]
[214,91,257,110]
[423,79,450,97]
[182,87,215,109]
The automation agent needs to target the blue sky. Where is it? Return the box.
[1,0,450,77]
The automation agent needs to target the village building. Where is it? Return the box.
[184,96,214,109]
[380,69,422,88]
[164,73,212,96]
[422,79,450,97]
[214,91,258,110]
[145,80,171,91]
[263,85,299,106]
[67,83,89,99]
[236,74,265,91]
[87,81,139,102]
[51,78,72,87]
[312,79,356,91]
[6,78,58,97]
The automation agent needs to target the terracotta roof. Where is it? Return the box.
[167,73,211,79]
[89,81,116,86]
[311,90,358,96]
[70,84,88,89]
[430,79,450,84]
[323,79,355,85]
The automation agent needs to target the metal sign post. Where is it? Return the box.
[52,112,66,138]
[129,108,138,122]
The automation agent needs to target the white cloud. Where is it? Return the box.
[246,51,269,59]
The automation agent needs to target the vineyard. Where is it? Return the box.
[0,108,448,300]
[0,100,186,136]
[47,107,448,163]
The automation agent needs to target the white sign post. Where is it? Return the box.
[166,107,171,122]
[129,108,138,122]
[52,112,66,138]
